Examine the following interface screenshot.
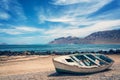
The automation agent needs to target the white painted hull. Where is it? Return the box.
[53,60,113,73]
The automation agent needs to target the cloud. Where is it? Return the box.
[51,0,112,16]
[92,8,120,20]
[38,0,113,26]
[81,20,120,35]
[46,16,75,23]
[1,20,120,44]
[44,20,120,38]
[0,12,10,20]
[52,0,91,5]
[38,8,45,23]
[15,26,43,32]
[0,0,27,21]
[0,26,44,35]
[39,14,46,24]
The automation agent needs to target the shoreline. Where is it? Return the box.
[0,49,120,56]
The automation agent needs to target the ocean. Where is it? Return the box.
[0,44,120,52]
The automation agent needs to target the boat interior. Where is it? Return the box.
[67,54,114,67]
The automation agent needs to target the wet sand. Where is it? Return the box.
[0,54,120,80]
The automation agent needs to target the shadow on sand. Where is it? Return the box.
[48,69,112,77]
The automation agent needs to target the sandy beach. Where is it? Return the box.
[0,54,120,80]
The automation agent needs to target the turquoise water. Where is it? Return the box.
[0,44,120,52]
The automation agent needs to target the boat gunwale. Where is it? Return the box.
[52,58,111,69]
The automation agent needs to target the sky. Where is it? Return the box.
[0,0,120,44]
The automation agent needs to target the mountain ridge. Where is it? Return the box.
[49,29,120,44]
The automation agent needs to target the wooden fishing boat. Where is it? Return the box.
[53,53,114,74]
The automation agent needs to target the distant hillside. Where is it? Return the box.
[49,36,81,44]
[49,29,120,44]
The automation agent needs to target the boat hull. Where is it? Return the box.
[53,59,113,74]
